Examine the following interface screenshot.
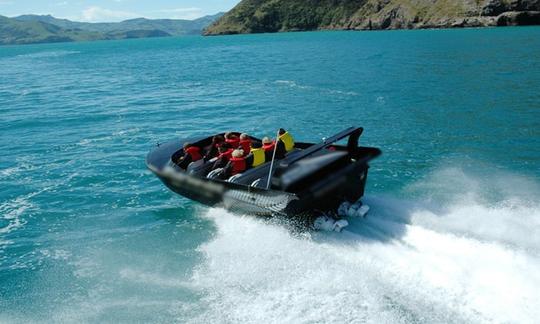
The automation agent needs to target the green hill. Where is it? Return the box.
[14,13,224,35]
[204,0,540,35]
[1,13,224,45]
[0,15,103,45]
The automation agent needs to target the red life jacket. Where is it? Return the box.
[185,146,202,161]
[263,142,275,152]
[218,148,234,161]
[229,156,246,175]
[225,138,240,149]
[239,139,251,155]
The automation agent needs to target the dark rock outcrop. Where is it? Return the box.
[497,10,540,25]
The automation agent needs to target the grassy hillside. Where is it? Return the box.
[1,13,224,45]
[13,13,224,36]
[204,0,540,35]
[0,15,103,45]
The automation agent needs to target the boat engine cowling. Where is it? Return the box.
[272,151,349,191]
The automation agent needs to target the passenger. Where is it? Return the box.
[205,135,224,160]
[262,136,286,161]
[212,144,233,170]
[275,140,286,159]
[239,133,252,155]
[224,132,240,149]
[262,137,275,161]
[177,143,202,169]
[278,128,295,152]
[245,141,265,168]
[225,149,247,177]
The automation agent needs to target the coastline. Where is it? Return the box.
[204,10,540,36]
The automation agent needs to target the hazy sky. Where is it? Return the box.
[0,0,240,21]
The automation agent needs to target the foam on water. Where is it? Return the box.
[14,50,81,59]
[403,167,540,253]
[189,169,540,324]
[0,197,33,236]
[274,80,359,96]
[0,162,36,179]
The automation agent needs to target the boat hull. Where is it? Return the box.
[146,128,380,222]
[149,152,372,219]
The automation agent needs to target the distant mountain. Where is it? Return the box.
[0,15,103,45]
[204,0,540,35]
[0,12,224,45]
[14,13,224,35]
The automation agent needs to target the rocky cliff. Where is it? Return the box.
[204,0,540,35]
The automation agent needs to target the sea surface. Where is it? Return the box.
[1,27,539,323]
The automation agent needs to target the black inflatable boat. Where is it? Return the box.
[146,127,381,230]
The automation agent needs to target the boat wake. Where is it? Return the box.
[191,168,540,323]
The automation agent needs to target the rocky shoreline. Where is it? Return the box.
[349,11,540,31]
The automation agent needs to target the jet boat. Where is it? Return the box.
[146,127,381,231]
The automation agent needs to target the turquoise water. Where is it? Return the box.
[1,28,539,323]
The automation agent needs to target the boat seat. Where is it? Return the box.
[207,168,223,179]
[228,173,243,183]
[221,149,299,186]
[187,160,204,173]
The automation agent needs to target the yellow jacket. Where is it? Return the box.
[250,147,265,167]
[279,132,295,152]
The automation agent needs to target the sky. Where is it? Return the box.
[0,0,240,22]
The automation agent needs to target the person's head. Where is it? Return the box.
[251,141,262,149]
[225,132,237,140]
[279,128,286,135]
[262,137,272,145]
[232,149,244,158]
[213,135,224,144]
[183,143,192,149]
[240,133,249,140]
